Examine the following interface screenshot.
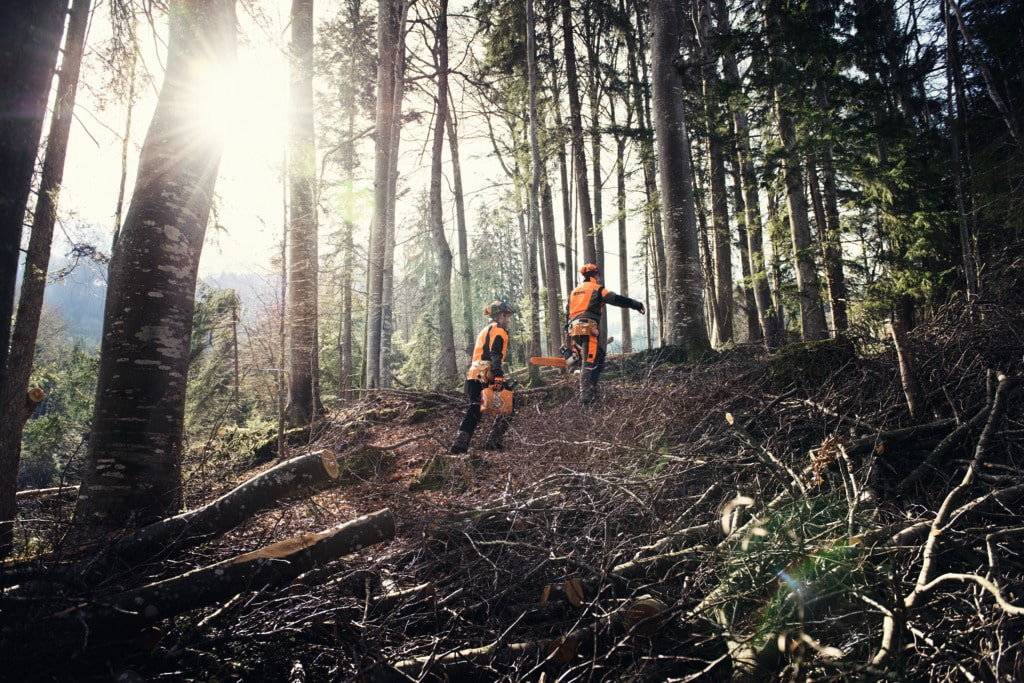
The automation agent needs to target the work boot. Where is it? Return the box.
[482,416,511,450]
[449,430,471,454]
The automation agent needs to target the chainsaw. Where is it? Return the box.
[531,343,580,369]
[530,336,615,368]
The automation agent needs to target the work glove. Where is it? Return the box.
[632,301,646,315]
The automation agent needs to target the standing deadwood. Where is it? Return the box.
[427,0,459,387]
[72,0,237,536]
[808,149,849,334]
[649,0,711,355]
[286,0,321,426]
[890,319,924,421]
[945,0,1020,146]
[615,129,634,352]
[0,0,91,560]
[0,0,66,389]
[560,0,597,266]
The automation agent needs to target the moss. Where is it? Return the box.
[408,453,471,491]
[767,337,857,389]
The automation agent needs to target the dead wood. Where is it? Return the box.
[22,387,44,424]
[99,449,341,566]
[40,509,393,635]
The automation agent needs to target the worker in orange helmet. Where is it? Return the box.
[565,263,646,404]
[450,300,517,454]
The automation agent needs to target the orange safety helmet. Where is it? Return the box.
[484,300,516,319]
[579,263,600,278]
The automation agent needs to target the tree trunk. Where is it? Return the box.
[0,0,91,559]
[649,0,711,355]
[540,175,564,354]
[428,0,459,387]
[286,0,320,426]
[379,7,409,389]
[696,0,734,347]
[446,111,475,359]
[366,0,406,388]
[0,0,66,391]
[526,0,544,381]
[73,0,237,536]
[764,0,829,342]
[561,0,597,266]
[616,134,634,353]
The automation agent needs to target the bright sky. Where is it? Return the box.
[60,5,293,277]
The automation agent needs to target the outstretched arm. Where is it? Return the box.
[604,291,646,315]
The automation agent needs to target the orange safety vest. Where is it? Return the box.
[567,280,608,332]
[467,321,508,382]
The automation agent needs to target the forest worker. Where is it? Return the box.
[566,263,646,404]
[449,300,517,454]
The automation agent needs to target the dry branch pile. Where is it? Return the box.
[2,291,1023,681]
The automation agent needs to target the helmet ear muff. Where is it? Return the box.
[485,300,515,319]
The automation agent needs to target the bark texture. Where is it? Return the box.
[73,0,238,534]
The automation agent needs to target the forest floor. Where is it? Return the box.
[5,248,1024,682]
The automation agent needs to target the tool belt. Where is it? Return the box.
[568,318,599,337]
[468,359,494,383]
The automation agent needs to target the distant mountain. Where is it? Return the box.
[40,258,276,345]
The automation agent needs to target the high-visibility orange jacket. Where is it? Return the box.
[567,280,641,325]
[466,321,508,382]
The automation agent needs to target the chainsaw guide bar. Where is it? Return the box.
[530,357,568,367]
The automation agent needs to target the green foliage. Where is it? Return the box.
[21,339,98,489]
[718,495,878,654]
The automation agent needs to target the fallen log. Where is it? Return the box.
[4,449,344,588]
[22,387,45,424]
[114,507,394,622]
[3,509,395,678]
[97,449,342,568]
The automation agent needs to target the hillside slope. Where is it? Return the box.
[4,271,1024,681]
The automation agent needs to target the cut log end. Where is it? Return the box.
[320,449,340,479]
[624,596,668,636]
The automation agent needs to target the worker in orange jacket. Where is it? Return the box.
[566,263,645,404]
[450,300,516,454]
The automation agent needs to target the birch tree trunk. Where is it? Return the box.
[73,0,237,535]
